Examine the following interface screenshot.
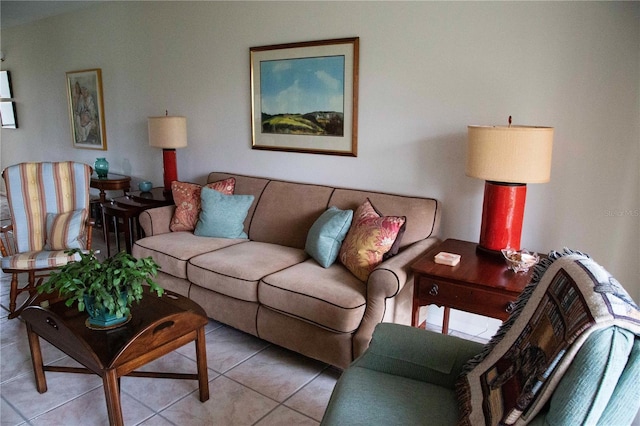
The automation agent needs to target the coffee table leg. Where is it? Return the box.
[103,370,124,426]
[195,326,209,402]
[26,324,47,393]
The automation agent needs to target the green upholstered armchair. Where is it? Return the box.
[322,253,640,425]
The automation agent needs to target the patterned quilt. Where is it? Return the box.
[456,250,640,426]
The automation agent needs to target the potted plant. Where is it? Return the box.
[39,249,164,328]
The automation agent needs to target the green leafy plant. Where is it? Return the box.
[39,249,164,318]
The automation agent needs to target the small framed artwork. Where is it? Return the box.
[250,37,359,156]
[0,101,18,128]
[0,71,12,98]
[66,68,107,150]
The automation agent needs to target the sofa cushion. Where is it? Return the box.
[132,232,247,279]
[339,199,406,281]
[248,180,334,249]
[170,178,235,232]
[259,259,366,333]
[305,207,353,268]
[187,241,308,302]
[44,208,87,250]
[194,188,254,238]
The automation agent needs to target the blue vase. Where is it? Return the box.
[83,292,129,328]
[94,157,109,178]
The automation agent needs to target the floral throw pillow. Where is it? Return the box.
[339,198,406,281]
[170,178,235,232]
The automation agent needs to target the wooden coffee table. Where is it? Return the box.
[21,288,209,426]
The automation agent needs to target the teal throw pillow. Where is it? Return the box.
[194,187,254,238]
[305,206,354,268]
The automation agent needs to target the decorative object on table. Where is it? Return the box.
[93,157,109,178]
[138,181,153,192]
[466,116,553,254]
[434,251,461,266]
[148,112,187,193]
[38,249,163,328]
[501,248,539,273]
[250,37,359,156]
[66,68,107,150]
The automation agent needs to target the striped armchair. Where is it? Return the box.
[0,162,94,318]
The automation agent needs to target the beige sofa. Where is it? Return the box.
[132,172,440,368]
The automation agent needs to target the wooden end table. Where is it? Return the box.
[90,173,132,203]
[21,288,209,426]
[410,239,537,334]
[101,187,174,256]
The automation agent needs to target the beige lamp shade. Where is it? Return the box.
[148,116,188,149]
[466,125,554,183]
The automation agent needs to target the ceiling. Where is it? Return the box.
[1,1,102,29]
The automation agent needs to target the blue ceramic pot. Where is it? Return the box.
[138,181,153,192]
[83,292,129,328]
[94,157,109,178]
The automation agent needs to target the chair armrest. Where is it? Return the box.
[84,218,94,250]
[138,205,175,237]
[352,238,440,357]
[0,224,16,257]
[353,322,484,389]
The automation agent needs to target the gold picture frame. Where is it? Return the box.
[250,37,359,156]
[66,68,107,150]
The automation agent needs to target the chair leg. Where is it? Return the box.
[8,271,44,319]
[8,272,19,316]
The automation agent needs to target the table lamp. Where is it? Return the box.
[148,114,187,193]
[466,118,553,254]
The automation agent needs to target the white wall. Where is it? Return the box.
[1,1,638,333]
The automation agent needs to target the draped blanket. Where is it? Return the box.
[456,250,640,426]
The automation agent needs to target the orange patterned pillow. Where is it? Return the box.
[339,199,406,281]
[170,178,235,232]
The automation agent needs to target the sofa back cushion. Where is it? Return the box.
[329,189,439,249]
[208,172,440,250]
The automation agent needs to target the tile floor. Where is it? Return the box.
[0,223,487,426]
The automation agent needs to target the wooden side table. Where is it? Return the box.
[102,187,173,256]
[90,173,132,203]
[410,239,536,334]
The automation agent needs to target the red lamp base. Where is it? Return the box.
[478,181,527,254]
[162,149,178,193]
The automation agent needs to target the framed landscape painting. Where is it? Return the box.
[250,37,359,156]
[66,68,107,150]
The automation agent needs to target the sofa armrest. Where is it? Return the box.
[353,322,483,388]
[138,205,175,237]
[369,238,439,298]
[352,238,440,357]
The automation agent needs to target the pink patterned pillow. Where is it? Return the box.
[339,199,406,281]
[170,178,235,232]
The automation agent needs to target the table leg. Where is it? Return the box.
[442,306,450,335]
[103,369,124,426]
[123,217,133,254]
[101,205,111,258]
[113,216,121,254]
[411,300,420,328]
[195,327,210,402]
[26,324,48,393]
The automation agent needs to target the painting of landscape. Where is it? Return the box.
[260,55,345,137]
